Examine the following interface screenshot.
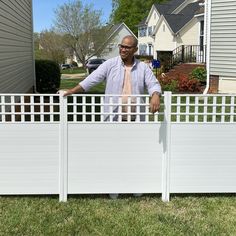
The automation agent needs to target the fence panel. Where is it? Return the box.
[169,94,236,193]
[0,94,60,194]
[66,95,164,194]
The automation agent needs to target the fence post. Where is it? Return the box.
[59,94,68,202]
[162,91,172,202]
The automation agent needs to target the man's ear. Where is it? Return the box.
[134,47,138,53]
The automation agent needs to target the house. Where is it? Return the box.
[0,0,35,93]
[206,0,236,93]
[68,22,136,65]
[138,0,205,62]
[94,22,137,60]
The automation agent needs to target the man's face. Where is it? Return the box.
[119,37,137,61]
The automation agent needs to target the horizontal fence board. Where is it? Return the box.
[68,124,163,193]
[0,124,59,194]
[170,123,236,193]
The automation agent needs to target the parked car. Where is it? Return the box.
[86,59,106,74]
[61,64,73,70]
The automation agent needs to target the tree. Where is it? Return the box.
[53,0,105,67]
[111,0,167,35]
[36,30,66,64]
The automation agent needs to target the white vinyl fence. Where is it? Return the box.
[0,92,236,202]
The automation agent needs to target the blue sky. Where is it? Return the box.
[33,0,112,32]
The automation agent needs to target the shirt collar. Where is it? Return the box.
[119,56,138,68]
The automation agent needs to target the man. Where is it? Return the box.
[63,35,161,116]
[63,35,162,198]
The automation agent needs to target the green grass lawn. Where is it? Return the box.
[60,78,105,94]
[61,67,87,74]
[1,82,236,234]
[1,194,236,235]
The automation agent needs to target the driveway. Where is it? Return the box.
[61,73,87,79]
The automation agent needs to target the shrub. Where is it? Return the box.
[177,74,201,93]
[72,61,78,67]
[35,60,61,93]
[159,75,178,93]
[190,67,206,83]
[160,73,202,93]
[135,55,153,61]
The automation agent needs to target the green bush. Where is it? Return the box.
[190,67,206,83]
[72,61,78,67]
[35,60,61,93]
[135,55,153,61]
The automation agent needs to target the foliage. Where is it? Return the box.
[111,0,167,35]
[157,51,172,72]
[71,61,78,67]
[159,74,201,93]
[35,60,61,93]
[159,75,178,92]
[177,74,201,93]
[135,55,153,61]
[54,0,106,67]
[190,67,207,83]
[34,30,66,64]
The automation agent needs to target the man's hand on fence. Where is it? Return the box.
[57,90,72,97]
[57,84,85,97]
[150,92,161,113]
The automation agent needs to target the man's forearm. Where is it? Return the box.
[63,84,85,96]
[69,84,85,94]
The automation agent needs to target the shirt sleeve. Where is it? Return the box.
[144,64,162,96]
[79,61,108,92]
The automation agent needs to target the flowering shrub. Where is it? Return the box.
[159,73,201,93]
[177,74,201,93]
[159,74,178,92]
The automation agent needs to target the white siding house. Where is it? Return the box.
[138,5,160,56]
[138,0,204,60]
[207,0,236,93]
[98,23,137,60]
[0,0,35,93]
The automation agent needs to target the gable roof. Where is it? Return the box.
[163,2,200,33]
[106,22,137,40]
[95,22,136,55]
[154,0,185,15]
[138,0,186,26]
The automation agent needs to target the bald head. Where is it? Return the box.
[122,35,138,48]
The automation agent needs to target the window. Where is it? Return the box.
[139,44,147,55]
[139,27,147,37]
[163,24,165,32]
[200,21,204,51]
[148,44,152,56]
[148,26,152,36]
[154,13,156,19]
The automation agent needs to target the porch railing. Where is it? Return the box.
[167,45,206,70]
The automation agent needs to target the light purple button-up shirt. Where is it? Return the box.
[79,56,161,121]
[80,56,161,95]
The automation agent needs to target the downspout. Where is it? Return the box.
[203,0,212,94]
[31,0,37,93]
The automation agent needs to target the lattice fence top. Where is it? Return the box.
[171,94,236,123]
[66,94,163,123]
[0,94,60,123]
[0,93,236,123]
